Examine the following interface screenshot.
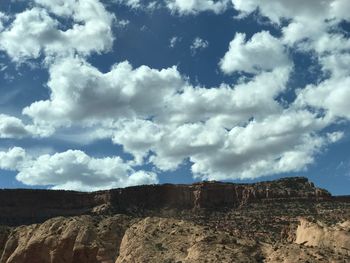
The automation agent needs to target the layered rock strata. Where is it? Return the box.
[0,177,332,226]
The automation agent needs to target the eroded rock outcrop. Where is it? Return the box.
[0,177,348,263]
[116,217,263,263]
[295,218,350,255]
[0,215,134,263]
[1,215,350,263]
[0,177,332,226]
[262,218,350,262]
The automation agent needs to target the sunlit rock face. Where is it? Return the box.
[0,177,349,263]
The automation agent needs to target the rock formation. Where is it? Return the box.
[0,215,133,263]
[0,177,331,226]
[0,177,349,262]
[295,218,350,254]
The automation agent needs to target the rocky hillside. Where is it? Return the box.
[0,177,349,262]
[0,177,331,226]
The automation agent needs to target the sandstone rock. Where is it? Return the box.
[295,218,350,255]
[116,217,262,263]
[0,215,134,263]
[0,177,348,263]
[0,177,332,226]
[264,243,350,263]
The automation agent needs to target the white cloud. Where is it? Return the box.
[0,147,26,171]
[0,8,59,61]
[34,0,77,17]
[12,149,158,191]
[112,0,161,10]
[296,77,350,120]
[23,55,290,128]
[114,0,142,9]
[220,31,291,74]
[190,111,332,180]
[112,119,164,165]
[0,0,114,62]
[21,54,335,182]
[150,121,227,171]
[132,109,334,180]
[3,133,159,191]
[116,19,130,28]
[169,36,180,48]
[167,0,230,15]
[231,0,350,127]
[0,114,32,139]
[320,53,350,78]
[232,0,329,24]
[1,0,347,189]
[23,57,184,126]
[0,114,51,139]
[190,37,209,54]
[232,0,350,52]
[164,66,291,126]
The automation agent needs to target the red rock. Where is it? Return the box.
[0,177,332,226]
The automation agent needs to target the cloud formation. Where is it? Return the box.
[0,0,348,190]
[167,0,230,15]
[220,31,291,74]
[23,57,184,125]
[230,0,350,123]
[20,54,337,182]
[0,114,51,139]
[0,147,158,191]
[0,147,26,171]
[16,149,158,191]
[0,0,114,62]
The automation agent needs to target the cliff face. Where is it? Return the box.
[0,177,331,226]
[0,177,349,263]
[1,216,350,263]
[109,176,331,211]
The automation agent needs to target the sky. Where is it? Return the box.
[0,0,349,194]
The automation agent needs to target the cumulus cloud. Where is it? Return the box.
[0,147,157,191]
[231,0,350,125]
[0,147,26,171]
[296,77,350,120]
[0,114,51,139]
[16,150,158,191]
[113,0,142,9]
[0,0,114,62]
[320,53,350,79]
[0,114,32,139]
[23,55,290,128]
[167,0,230,15]
[164,66,291,126]
[190,111,332,180]
[232,0,328,24]
[112,119,164,165]
[232,0,350,51]
[23,57,184,126]
[19,51,335,182]
[110,109,335,180]
[1,0,348,190]
[220,31,291,74]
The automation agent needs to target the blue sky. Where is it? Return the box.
[0,0,349,194]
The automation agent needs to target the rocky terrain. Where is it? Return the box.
[0,177,349,262]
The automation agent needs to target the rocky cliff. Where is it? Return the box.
[0,177,349,263]
[0,177,331,226]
